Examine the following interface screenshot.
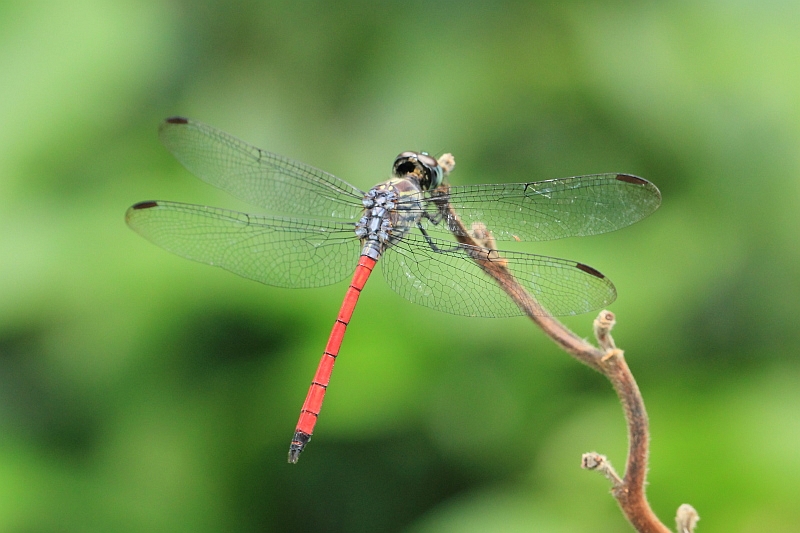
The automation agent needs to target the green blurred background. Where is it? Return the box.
[2,1,799,531]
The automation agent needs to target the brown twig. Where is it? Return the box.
[434,155,697,533]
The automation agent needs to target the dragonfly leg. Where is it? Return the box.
[422,208,445,226]
[416,221,462,254]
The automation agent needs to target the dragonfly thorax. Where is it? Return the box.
[355,185,398,259]
[355,177,425,260]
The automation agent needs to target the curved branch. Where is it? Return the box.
[433,159,695,533]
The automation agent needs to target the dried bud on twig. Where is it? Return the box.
[582,452,623,488]
[593,309,617,352]
[676,504,700,533]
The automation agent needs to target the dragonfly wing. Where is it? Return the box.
[126,201,361,288]
[416,174,661,242]
[381,233,616,318]
[159,118,365,219]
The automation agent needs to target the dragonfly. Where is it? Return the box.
[126,117,661,463]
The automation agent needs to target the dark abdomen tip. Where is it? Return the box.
[288,431,312,464]
[164,116,189,124]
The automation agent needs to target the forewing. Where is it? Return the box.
[126,201,360,288]
[381,233,616,318]
[414,174,661,242]
[158,118,364,219]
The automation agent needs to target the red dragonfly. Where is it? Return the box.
[126,117,661,463]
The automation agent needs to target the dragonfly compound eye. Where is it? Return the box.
[392,151,443,190]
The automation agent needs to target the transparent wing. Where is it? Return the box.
[158,117,365,219]
[125,201,361,288]
[381,233,616,318]
[408,174,661,242]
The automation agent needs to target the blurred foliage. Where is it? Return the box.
[1,1,800,532]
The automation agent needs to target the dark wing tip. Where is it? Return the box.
[616,173,662,209]
[126,201,160,227]
[164,116,189,125]
[575,262,605,279]
[130,200,160,210]
[615,173,648,185]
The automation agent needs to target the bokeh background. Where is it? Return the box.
[2,1,799,531]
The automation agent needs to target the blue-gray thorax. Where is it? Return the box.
[355,176,425,260]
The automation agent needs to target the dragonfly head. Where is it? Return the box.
[392,151,443,190]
